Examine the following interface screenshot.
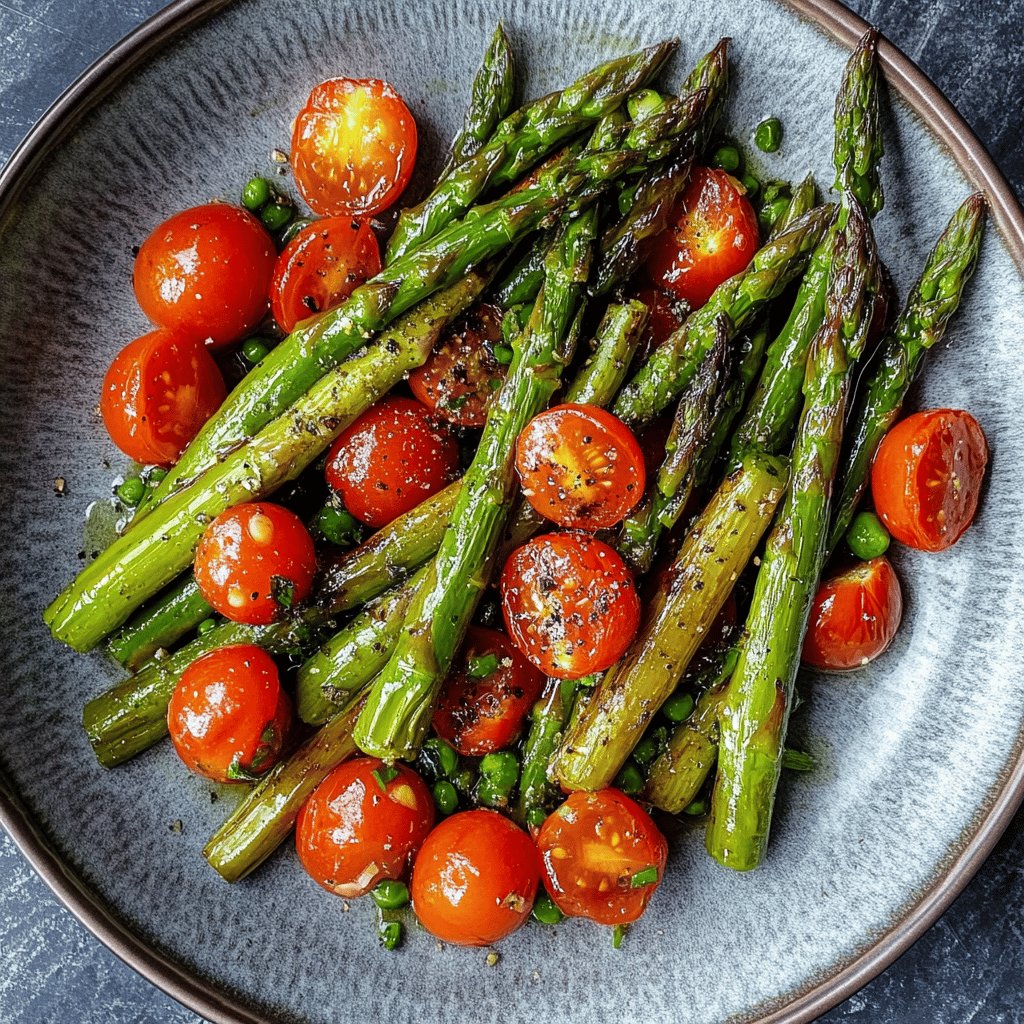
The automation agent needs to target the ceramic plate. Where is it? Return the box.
[1,1,1022,1022]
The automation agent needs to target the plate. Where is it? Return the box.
[1,1,1022,1022]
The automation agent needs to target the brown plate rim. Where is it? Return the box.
[0,2,1022,1023]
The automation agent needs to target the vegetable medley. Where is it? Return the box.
[47,23,989,950]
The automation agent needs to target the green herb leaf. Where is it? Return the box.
[270,575,296,609]
[630,866,659,888]
[372,765,399,792]
[467,652,500,679]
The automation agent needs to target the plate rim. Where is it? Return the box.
[0,1,1021,1022]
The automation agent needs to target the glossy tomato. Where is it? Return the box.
[802,556,903,671]
[194,502,318,625]
[408,303,506,427]
[325,396,460,528]
[515,403,646,529]
[536,788,668,926]
[134,203,276,347]
[168,645,290,783]
[411,809,539,945]
[296,757,434,898]
[100,328,226,466]
[871,408,988,552]
[291,78,417,217]
[501,533,641,678]
[633,284,685,362]
[270,216,381,333]
[432,627,545,756]
[646,167,760,310]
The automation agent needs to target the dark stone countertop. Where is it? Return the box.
[0,1,1021,1021]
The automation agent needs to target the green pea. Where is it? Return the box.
[632,725,667,767]
[377,914,402,951]
[433,780,459,815]
[261,201,294,232]
[116,476,146,507]
[754,117,783,154]
[196,618,218,636]
[711,144,741,173]
[147,467,167,486]
[279,216,315,247]
[315,505,362,547]
[663,691,696,724]
[614,761,645,796]
[241,337,271,365]
[371,880,410,910]
[492,343,514,365]
[480,751,518,788]
[626,89,665,124]
[423,737,459,779]
[762,196,791,232]
[532,893,564,925]
[741,173,761,199]
[683,797,707,816]
[525,806,547,829]
[241,176,272,211]
[845,510,891,560]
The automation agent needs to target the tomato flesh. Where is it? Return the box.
[271,216,381,332]
[536,788,668,926]
[501,532,641,678]
[633,284,685,362]
[168,645,290,783]
[802,556,903,671]
[411,809,539,945]
[134,203,276,347]
[100,328,226,466]
[194,502,318,625]
[325,396,460,528]
[646,167,760,310]
[871,408,988,552]
[291,78,417,217]
[432,627,545,756]
[296,757,434,898]
[516,403,646,529]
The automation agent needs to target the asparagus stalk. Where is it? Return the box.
[550,449,789,792]
[493,233,552,308]
[833,29,884,216]
[355,212,597,762]
[707,201,877,871]
[565,299,647,404]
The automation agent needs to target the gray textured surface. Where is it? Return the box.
[0,1,1022,1023]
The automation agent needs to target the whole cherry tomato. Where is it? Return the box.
[411,809,539,946]
[100,328,226,466]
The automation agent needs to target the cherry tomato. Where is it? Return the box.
[501,533,641,678]
[296,757,434,898]
[633,284,685,362]
[802,557,903,671]
[536,789,668,926]
[411,809,539,945]
[871,408,988,552]
[646,167,760,310]
[291,78,418,217]
[100,328,226,466]
[270,216,381,333]
[134,203,276,347]
[194,502,318,625]
[167,645,290,783]
[516,403,646,530]
[408,303,506,427]
[325,396,460,528]
[432,627,545,756]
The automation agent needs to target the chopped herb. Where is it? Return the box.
[372,765,399,792]
[612,924,628,949]
[270,575,296,609]
[467,652,500,679]
[493,343,514,365]
[630,866,659,888]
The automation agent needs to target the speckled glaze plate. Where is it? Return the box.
[1,1,1022,1022]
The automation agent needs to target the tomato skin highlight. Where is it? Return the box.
[432,627,545,756]
[646,167,760,310]
[291,78,418,217]
[500,533,641,678]
[802,557,903,671]
[411,809,540,945]
[325,396,460,528]
[270,216,381,333]
[194,502,318,625]
[168,645,290,783]
[134,203,277,347]
[516,403,646,530]
[871,408,988,552]
[296,757,435,899]
[536,788,668,926]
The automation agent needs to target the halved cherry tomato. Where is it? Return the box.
[536,788,667,926]
[646,167,760,310]
[270,216,382,333]
[432,627,545,756]
[168,644,290,783]
[296,757,434,898]
[100,328,226,466]
[325,396,460,528]
[633,284,685,362]
[411,809,539,945]
[501,533,641,678]
[291,78,418,217]
[516,403,646,530]
[134,203,276,347]
[408,303,506,427]
[871,408,988,552]
[194,502,318,625]
[802,557,903,671]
